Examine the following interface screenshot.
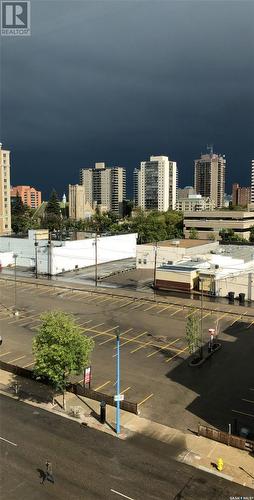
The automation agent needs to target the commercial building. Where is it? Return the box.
[136,239,218,269]
[155,245,254,300]
[11,185,42,209]
[0,229,137,275]
[232,183,251,207]
[251,160,254,204]
[176,194,215,212]
[135,155,178,212]
[80,162,126,217]
[194,149,226,208]
[68,184,94,220]
[184,210,254,240]
[133,168,139,207]
[178,186,196,199]
[0,143,11,235]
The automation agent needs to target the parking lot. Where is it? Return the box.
[0,278,254,435]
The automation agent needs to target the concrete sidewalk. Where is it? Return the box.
[0,369,253,490]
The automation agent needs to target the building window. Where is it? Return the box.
[138,258,142,264]
[143,258,147,264]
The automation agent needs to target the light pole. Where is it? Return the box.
[153,242,158,294]
[13,253,18,313]
[116,331,121,434]
[34,241,38,279]
[200,278,204,359]
[93,232,98,287]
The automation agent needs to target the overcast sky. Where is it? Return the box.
[1,0,254,199]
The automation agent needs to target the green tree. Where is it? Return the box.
[189,227,199,239]
[45,189,61,216]
[12,193,26,215]
[250,226,254,243]
[186,309,201,355]
[11,193,32,234]
[33,311,94,409]
[43,190,62,232]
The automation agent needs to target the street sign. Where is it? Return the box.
[84,366,92,386]
[114,394,124,402]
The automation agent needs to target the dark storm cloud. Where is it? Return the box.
[1,0,254,197]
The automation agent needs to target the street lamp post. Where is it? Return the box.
[13,253,18,313]
[200,278,204,359]
[116,332,121,434]
[34,241,38,279]
[153,241,158,294]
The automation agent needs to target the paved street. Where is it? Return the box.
[1,278,254,435]
[0,395,253,500]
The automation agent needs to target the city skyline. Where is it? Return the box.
[1,1,253,198]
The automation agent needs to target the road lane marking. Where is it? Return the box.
[0,351,11,357]
[143,304,157,312]
[246,319,254,329]
[0,436,17,447]
[110,489,135,500]
[120,386,131,395]
[156,304,174,314]
[91,325,118,339]
[22,362,35,368]
[169,307,183,317]
[138,393,154,407]
[217,311,231,322]
[118,300,134,309]
[94,380,111,391]
[165,346,188,363]
[242,398,254,404]
[232,409,254,418]
[130,340,153,354]
[8,355,26,363]
[116,331,147,349]
[146,338,181,358]
[99,328,133,345]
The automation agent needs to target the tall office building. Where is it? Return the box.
[0,143,11,235]
[80,162,126,217]
[135,155,177,212]
[251,160,254,204]
[194,148,226,208]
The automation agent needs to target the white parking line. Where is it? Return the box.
[0,436,17,447]
[8,355,26,363]
[110,489,135,500]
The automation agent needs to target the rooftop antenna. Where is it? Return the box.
[207,144,214,156]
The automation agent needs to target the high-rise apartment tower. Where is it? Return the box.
[0,143,11,235]
[194,148,226,208]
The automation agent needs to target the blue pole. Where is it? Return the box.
[116,333,120,434]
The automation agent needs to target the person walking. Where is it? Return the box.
[41,460,54,484]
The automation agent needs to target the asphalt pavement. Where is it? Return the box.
[0,394,253,500]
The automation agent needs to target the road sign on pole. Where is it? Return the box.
[84,366,92,388]
[116,333,120,434]
[114,394,124,402]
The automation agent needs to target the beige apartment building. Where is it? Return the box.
[80,162,126,217]
[0,143,11,235]
[68,184,94,220]
[194,149,225,208]
[176,195,215,212]
[184,210,254,240]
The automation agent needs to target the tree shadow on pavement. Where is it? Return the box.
[166,320,254,437]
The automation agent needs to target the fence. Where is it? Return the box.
[0,360,138,415]
[198,424,254,452]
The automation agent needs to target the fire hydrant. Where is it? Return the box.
[217,457,224,472]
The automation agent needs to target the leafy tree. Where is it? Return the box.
[189,227,199,239]
[186,309,201,355]
[33,311,94,409]
[12,193,26,215]
[249,226,254,243]
[11,193,32,234]
[208,233,216,241]
[45,189,61,216]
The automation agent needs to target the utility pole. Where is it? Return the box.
[200,278,204,359]
[13,253,18,313]
[116,332,121,434]
[34,235,38,279]
[94,232,98,287]
[153,241,158,292]
[47,233,52,279]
